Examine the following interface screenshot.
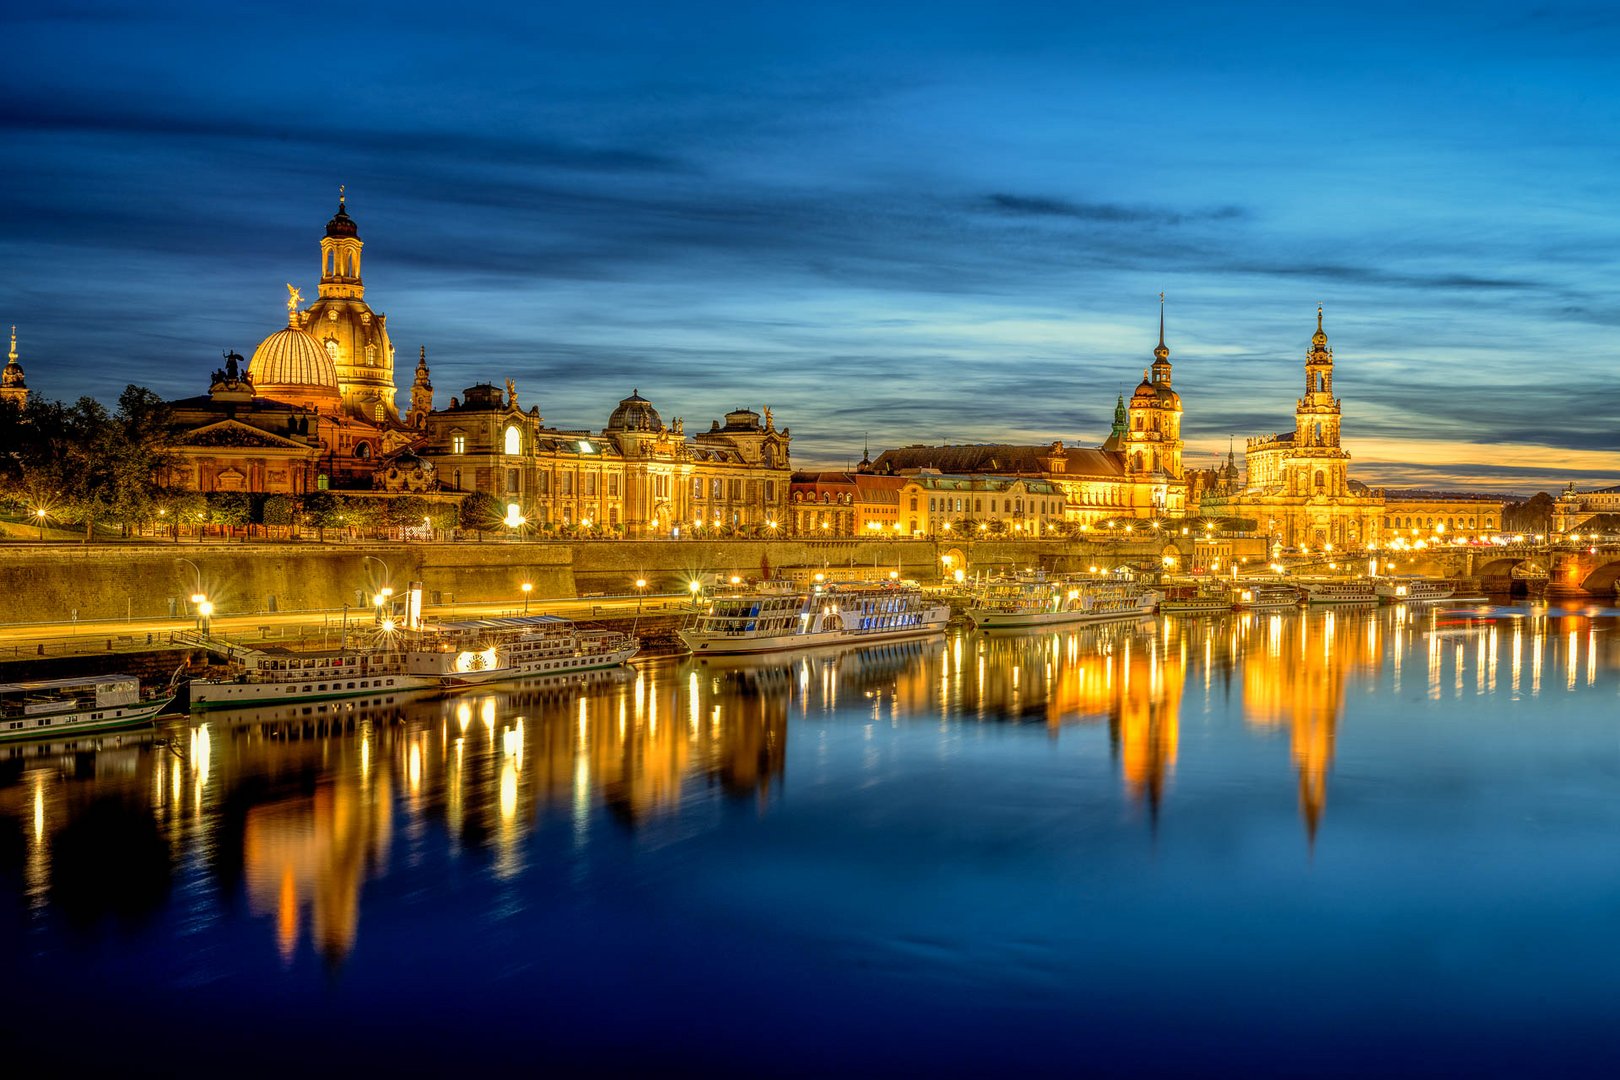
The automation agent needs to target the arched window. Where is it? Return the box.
[504,425,521,456]
[1314,422,1322,442]
[355,442,371,461]
[1134,416,1143,430]
[1132,451,1143,471]
[1314,470,1325,491]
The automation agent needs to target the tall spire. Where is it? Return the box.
[1151,291,1171,383]
[1,323,28,408]
[6,325,15,365]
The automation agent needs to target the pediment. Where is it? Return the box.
[178,419,312,450]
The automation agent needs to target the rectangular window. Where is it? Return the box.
[729,479,742,501]
[608,474,619,496]
[451,434,466,454]
[693,477,704,501]
[586,474,597,496]
[507,469,520,494]
[766,480,775,502]
[561,473,574,496]
[538,472,550,494]
[712,478,723,500]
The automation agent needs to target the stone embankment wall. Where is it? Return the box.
[0,535,1273,624]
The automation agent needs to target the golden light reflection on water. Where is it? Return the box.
[1,604,1616,967]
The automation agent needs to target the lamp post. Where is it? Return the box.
[177,558,208,631]
[521,581,533,615]
[632,578,647,636]
[35,507,47,541]
[363,555,393,623]
[688,579,702,609]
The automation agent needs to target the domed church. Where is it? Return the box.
[162,194,423,494]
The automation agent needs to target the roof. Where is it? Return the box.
[903,473,1061,495]
[871,443,1124,479]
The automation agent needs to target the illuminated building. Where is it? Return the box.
[1199,308,1382,549]
[1552,482,1620,534]
[0,325,26,410]
[416,387,792,536]
[866,300,1187,524]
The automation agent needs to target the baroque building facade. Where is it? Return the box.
[413,385,792,536]
[866,303,1188,525]
[1199,309,1507,549]
[1199,309,1383,549]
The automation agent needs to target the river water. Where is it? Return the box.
[3,602,1618,1074]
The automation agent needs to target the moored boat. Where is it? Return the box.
[680,581,950,654]
[1374,577,1456,604]
[404,615,639,686]
[1157,582,1233,616]
[189,647,434,710]
[1234,582,1301,610]
[1,675,175,741]
[1297,578,1377,605]
[965,574,1159,629]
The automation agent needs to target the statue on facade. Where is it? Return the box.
[506,378,519,408]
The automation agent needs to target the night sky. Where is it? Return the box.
[2,1,1616,492]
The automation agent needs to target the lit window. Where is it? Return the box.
[504,426,521,456]
[452,434,466,454]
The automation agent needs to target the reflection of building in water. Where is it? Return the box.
[1239,611,1374,842]
[1112,636,1184,814]
[241,743,393,964]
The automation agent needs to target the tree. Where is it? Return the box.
[1504,492,1553,535]
[987,519,1008,537]
[262,494,297,538]
[301,491,344,540]
[385,495,430,532]
[206,491,252,536]
[340,497,385,538]
[460,491,503,533]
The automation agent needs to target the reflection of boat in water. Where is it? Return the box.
[1375,577,1456,604]
[182,686,435,731]
[680,582,950,654]
[1,675,176,742]
[965,574,1160,628]
[404,616,639,686]
[687,635,939,680]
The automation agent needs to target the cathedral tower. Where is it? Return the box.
[301,190,399,423]
[0,326,27,410]
[1295,305,1341,450]
[407,346,434,428]
[1124,295,1184,484]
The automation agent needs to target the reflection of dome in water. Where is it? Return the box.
[606,390,662,432]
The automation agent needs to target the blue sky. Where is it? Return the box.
[1,1,1616,492]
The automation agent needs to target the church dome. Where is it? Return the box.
[326,199,359,238]
[1132,378,1159,404]
[606,390,662,432]
[250,320,341,408]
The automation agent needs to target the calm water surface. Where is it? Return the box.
[3,603,1618,1075]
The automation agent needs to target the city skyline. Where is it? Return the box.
[3,1,1617,494]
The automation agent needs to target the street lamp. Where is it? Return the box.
[688,579,702,608]
[521,581,533,614]
[34,507,47,541]
[363,556,393,619]
[632,578,647,636]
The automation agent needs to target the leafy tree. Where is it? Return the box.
[340,497,385,537]
[385,495,430,530]
[262,494,298,535]
[425,501,460,533]
[987,519,1008,537]
[301,491,344,540]
[206,491,253,532]
[459,491,503,532]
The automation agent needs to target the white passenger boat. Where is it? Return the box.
[1234,583,1302,610]
[403,615,639,686]
[1,675,175,741]
[1375,577,1456,604]
[967,575,1160,629]
[1157,582,1233,616]
[680,581,950,654]
[189,647,433,710]
[1297,578,1377,605]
